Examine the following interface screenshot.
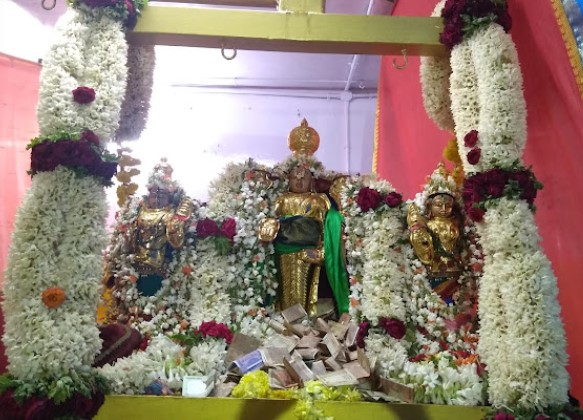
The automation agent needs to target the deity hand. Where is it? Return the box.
[258,218,280,242]
[410,227,434,267]
[300,248,324,264]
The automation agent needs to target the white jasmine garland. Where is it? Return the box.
[420,0,455,131]
[3,167,107,381]
[476,198,568,409]
[37,9,128,142]
[116,44,156,141]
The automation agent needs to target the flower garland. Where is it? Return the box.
[28,130,118,186]
[115,44,156,141]
[2,167,109,398]
[422,0,570,410]
[420,0,455,131]
[36,8,128,142]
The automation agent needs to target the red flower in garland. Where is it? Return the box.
[494,412,515,420]
[356,187,382,212]
[467,207,485,222]
[356,321,370,349]
[378,317,406,340]
[463,130,479,148]
[80,129,100,146]
[72,86,96,104]
[196,218,220,238]
[384,191,403,208]
[220,218,237,241]
[467,147,481,165]
[196,320,233,344]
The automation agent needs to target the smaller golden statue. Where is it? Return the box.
[408,163,463,303]
[128,159,194,295]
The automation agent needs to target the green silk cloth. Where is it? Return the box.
[323,207,349,314]
[273,209,349,314]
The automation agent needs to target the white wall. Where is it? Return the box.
[116,87,377,203]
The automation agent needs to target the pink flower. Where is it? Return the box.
[463,130,479,148]
[493,412,515,420]
[197,320,233,344]
[384,191,403,208]
[467,147,481,165]
[356,187,382,212]
[72,86,96,104]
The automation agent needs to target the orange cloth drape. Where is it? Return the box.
[375,0,583,400]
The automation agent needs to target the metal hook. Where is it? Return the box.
[220,42,237,61]
[41,0,57,10]
[392,48,408,70]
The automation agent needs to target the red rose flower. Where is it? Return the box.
[384,191,403,208]
[463,130,479,148]
[379,317,406,340]
[467,147,481,165]
[80,129,100,146]
[197,218,220,238]
[31,142,59,173]
[494,412,515,420]
[220,218,237,240]
[0,389,24,419]
[23,396,57,420]
[356,321,370,349]
[197,320,233,344]
[85,390,105,419]
[409,354,426,363]
[439,22,464,49]
[72,86,96,104]
[470,0,496,17]
[496,10,512,32]
[356,187,382,212]
[467,207,485,222]
[483,169,508,198]
[442,0,467,19]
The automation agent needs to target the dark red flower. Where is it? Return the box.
[467,207,485,222]
[484,169,509,198]
[467,147,481,165]
[196,218,220,238]
[493,412,515,420]
[442,0,467,19]
[496,10,512,32]
[220,218,237,240]
[566,409,583,420]
[534,415,551,420]
[440,23,464,49]
[409,354,426,363]
[72,86,96,104]
[197,320,233,344]
[477,362,487,377]
[30,142,58,172]
[463,130,479,148]
[379,317,406,340]
[384,191,403,208]
[0,389,24,419]
[124,0,138,29]
[356,321,370,349]
[23,396,57,420]
[81,0,118,7]
[470,0,496,17]
[80,130,100,146]
[356,187,382,212]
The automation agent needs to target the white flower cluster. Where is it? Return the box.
[99,335,228,394]
[36,9,128,142]
[476,198,568,409]
[116,45,156,141]
[420,0,455,131]
[3,168,107,381]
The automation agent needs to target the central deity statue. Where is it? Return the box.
[407,163,463,303]
[259,119,349,317]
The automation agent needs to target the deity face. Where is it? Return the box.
[147,188,171,209]
[288,167,313,193]
[429,194,455,218]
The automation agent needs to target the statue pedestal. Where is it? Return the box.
[95,396,487,419]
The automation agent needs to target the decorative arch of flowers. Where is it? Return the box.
[420,0,569,416]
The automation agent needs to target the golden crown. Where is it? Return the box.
[288,119,320,157]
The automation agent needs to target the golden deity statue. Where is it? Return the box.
[407,163,463,303]
[259,120,349,317]
[129,159,194,295]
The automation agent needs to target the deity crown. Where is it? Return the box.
[424,162,459,198]
[288,118,320,157]
[146,158,179,192]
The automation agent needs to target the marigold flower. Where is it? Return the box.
[42,287,66,309]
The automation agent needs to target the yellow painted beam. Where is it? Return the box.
[128,6,446,56]
[278,0,325,13]
[95,396,488,420]
[152,0,277,7]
